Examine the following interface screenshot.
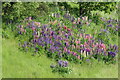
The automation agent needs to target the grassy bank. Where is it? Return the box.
[2,30,118,78]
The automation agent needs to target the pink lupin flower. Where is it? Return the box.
[82,17,85,20]
[27,23,30,26]
[80,33,83,37]
[67,28,71,31]
[92,44,95,48]
[84,42,88,47]
[85,34,92,40]
[78,18,80,22]
[85,22,89,25]
[20,28,25,32]
[87,40,91,44]
[77,55,80,59]
[64,39,69,42]
[66,42,69,47]
[52,20,57,25]
[70,51,73,54]
[89,34,92,39]
[58,23,60,26]
[80,44,84,48]
[72,21,76,24]
[28,17,32,20]
[85,35,88,39]
[32,27,36,31]
[64,47,67,52]
[72,44,75,49]
[63,26,67,29]
[100,43,106,50]
[76,45,80,49]
[96,43,99,47]
[75,41,79,44]
[37,22,40,27]
[73,52,77,56]
[50,31,53,34]
[34,35,39,39]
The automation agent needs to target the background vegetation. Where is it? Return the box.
[2,2,118,22]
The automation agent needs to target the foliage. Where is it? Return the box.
[2,2,49,23]
[58,2,117,17]
[79,2,117,17]
[2,2,118,23]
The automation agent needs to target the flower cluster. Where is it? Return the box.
[108,51,116,58]
[16,13,118,65]
[58,60,68,67]
[50,60,71,74]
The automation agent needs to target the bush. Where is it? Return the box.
[2,2,49,23]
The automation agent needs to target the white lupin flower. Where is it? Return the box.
[83,51,86,57]
[52,13,54,17]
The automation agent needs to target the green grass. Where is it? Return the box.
[0,28,2,79]
[2,38,63,78]
[2,31,118,78]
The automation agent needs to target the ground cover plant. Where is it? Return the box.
[2,2,119,78]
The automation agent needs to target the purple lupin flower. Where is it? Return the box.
[113,45,118,51]
[107,20,112,23]
[58,36,62,40]
[58,60,68,67]
[64,61,68,67]
[35,47,39,52]
[103,29,107,32]
[65,34,68,38]
[86,59,90,63]
[107,24,112,27]
[67,50,70,54]
[85,48,90,52]
[18,31,22,34]
[33,39,37,43]
[58,60,63,67]
[41,31,44,34]
[51,31,54,36]
[108,51,116,57]
[33,31,37,35]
